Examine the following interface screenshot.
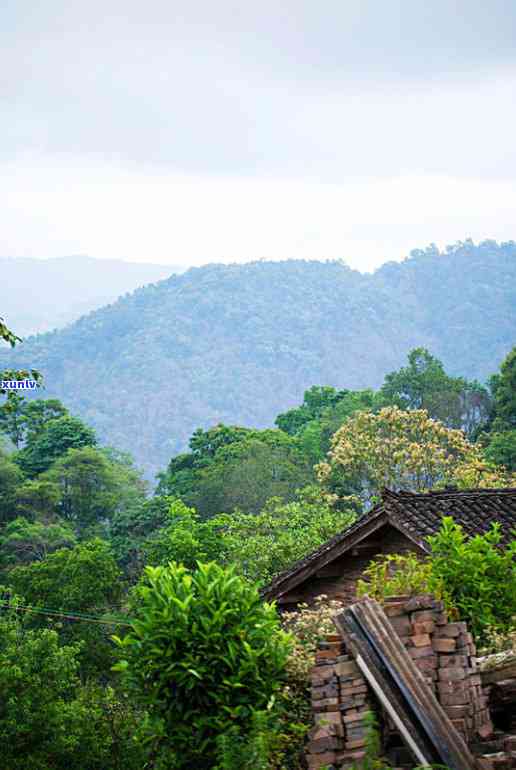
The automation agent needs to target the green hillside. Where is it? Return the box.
[2,240,515,478]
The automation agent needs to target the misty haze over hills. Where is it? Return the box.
[0,255,184,336]
[2,240,515,479]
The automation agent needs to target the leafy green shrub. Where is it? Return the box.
[215,707,276,770]
[358,517,516,643]
[357,553,442,604]
[113,561,292,769]
[428,518,516,642]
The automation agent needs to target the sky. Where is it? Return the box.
[2,0,516,272]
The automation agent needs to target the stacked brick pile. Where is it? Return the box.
[383,594,493,743]
[306,594,499,769]
[307,633,376,769]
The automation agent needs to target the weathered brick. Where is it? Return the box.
[412,619,435,635]
[408,645,435,659]
[384,601,408,617]
[437,679,468,694]
[312,697,339,712]
[433,637,456,653]
[411,633,432,647]
[389,615,412,636]
[435,621,467,638]
[307,750,336,768]
[336,660,360,677]
[438,666,467,681]
[414,656,439,671]
[439,691,470,706]
[410,610,435,623]
[438,654,469,668]
[404,594,442,612]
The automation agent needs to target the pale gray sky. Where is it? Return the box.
[2,1,516,270]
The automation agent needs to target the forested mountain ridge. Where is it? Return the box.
[0,255,182,336]
[2,240,515,478]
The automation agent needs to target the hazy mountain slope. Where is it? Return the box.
[0,255,183,335]
[2,242,515,479]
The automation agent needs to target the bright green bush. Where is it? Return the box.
[358,517,516,643]
[113,561,292,769]
[428,517,516,641]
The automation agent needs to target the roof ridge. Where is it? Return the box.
[394,487,516,498]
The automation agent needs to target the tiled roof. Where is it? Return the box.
[383,487,516,545]
[262,487,516,601]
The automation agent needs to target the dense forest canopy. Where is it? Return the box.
[1,292,516,767]
[1,240,515,478]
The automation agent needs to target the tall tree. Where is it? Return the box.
[43,446,146,532]
[379,348,490,437]
[490,346,516,430]
[15,414,97,477]
[317,406,511,502]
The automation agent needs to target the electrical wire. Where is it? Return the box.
[0,599,133,627]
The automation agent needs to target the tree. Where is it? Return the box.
[213,486,358,585]
[13,478,61,521]
[0,517,76,567]
[489,346,516,430]
[113,561,291,769]
[379,348,490,437]
[275,385,344,436]
[0,397,67,449]
[22,398,68,444]
[142,499,224,570]
[192,434,313,517]
[8,539,122,675]
[297,389,377,464]
[109,495,171,577]
[427,518,516,641]
[0,607,82,770]
[156,424,261,500]
[158,425,314,518]
[0,607,145,770]
[8,538,121,614]
[484,430,516,472]
[0,315,21,347]
[15,414,97,477]
[43,446,146,532]
[317,406,484,501]
[0,449,24,524]
[0,390,26,447]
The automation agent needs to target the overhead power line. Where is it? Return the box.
[0,599,133,627]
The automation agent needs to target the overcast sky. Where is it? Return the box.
[2,0,516,271]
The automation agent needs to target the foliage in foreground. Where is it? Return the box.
[358,517,516,642]
[113,561,292,769]
[0,608,145,770]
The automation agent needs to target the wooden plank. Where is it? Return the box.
[480,659,516,686]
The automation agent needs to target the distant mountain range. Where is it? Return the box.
[0,255,183,336]
[1,241,515,479]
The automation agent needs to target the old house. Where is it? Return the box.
[262,487,516,609]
